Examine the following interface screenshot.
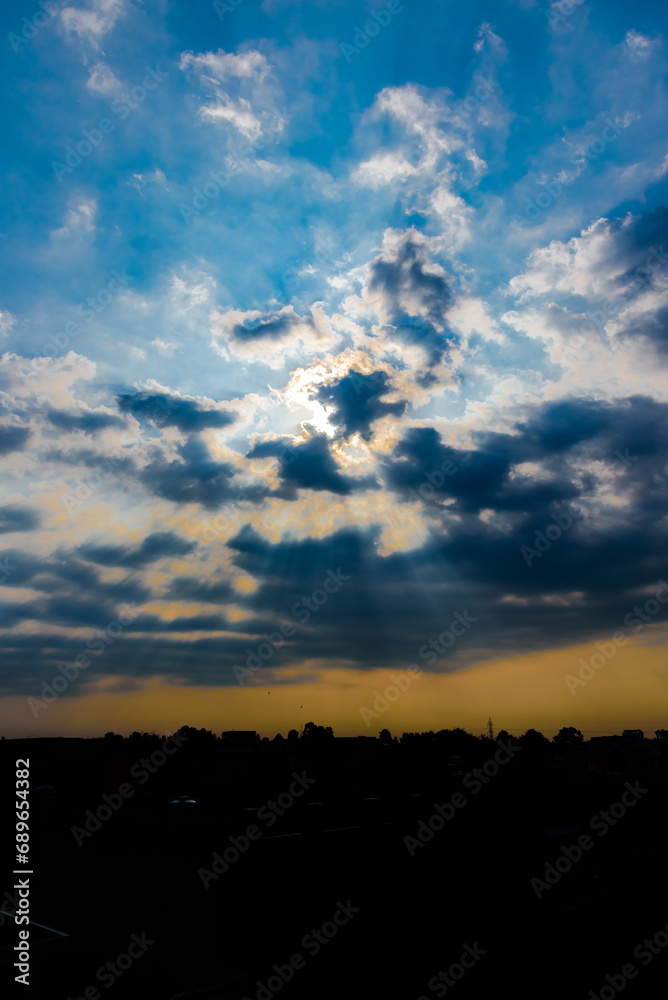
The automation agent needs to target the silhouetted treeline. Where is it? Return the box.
[50,722,668,749]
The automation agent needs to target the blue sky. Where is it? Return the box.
[1,0,668,735]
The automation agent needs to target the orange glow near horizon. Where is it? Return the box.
[2,636,667,739]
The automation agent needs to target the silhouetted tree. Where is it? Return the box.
[379,728,392,742]
[518,728,551,751]
[176,725,217,746]
[434,728,479,753]
[302,721,334,742]
[497,730,511,743]
[287,729,299,744]
[553,726,584,745]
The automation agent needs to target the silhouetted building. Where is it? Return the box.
[220,731,259,751]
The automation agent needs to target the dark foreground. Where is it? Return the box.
[1,732,667,999]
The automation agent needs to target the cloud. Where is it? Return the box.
[46,408,124,434]
[85,61,121,95]
[210,304,337,368]
[179,47,281,142]
[116,390,237,432]
[51,200,97,238]
[166,576,234,604]
[150,339,177,355]
[3,16,668,699]
[625,30,654,59]
[0,312,16,337]
[180,49,271,83]
[508,207,668,358]
[365,231,452,328]
[78,531,197,569]
[312,369,407,442]
[59,0,126,48]
[344,229,456,376]
[248,432,377,497]
[474,22,508,56]
[0,423,30,455]
[0,504,41,535]
[137,435,245,509]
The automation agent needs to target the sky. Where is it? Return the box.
[1,0,668,739]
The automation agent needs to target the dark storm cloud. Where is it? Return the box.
[127,612,229,632]
[383,426,576,514]
[116,391,236,431]
[139,435,248,509]
[248,433,378,497]
[2,392,668,696]
[0,423,30,454]
[166,576,234,603]
[384,396,668,514]
[567,206,668,353]
[630,303,668,354]
[312,370,407,441]
[43,447,136,476]
[610,205,668,289]
[42,435,251,512]
[367,237,451,325]
[228,308,313,342]
[0,631,269,695]
[0,548,150,611]
[78,531,197,569]
[46,409,124,434]
[366,237,455,369]
[0,504,41,534]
